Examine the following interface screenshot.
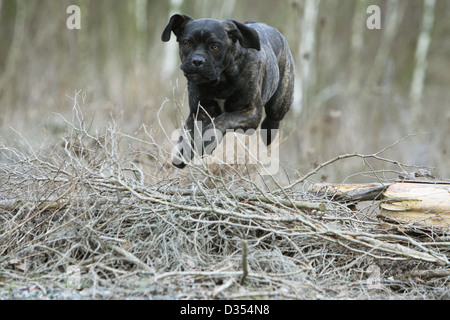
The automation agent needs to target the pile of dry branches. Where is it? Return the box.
[0,103,449,299]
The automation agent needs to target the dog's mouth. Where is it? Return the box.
[184,72,220,85]
[181,66,220,85]
[184,72,210,84]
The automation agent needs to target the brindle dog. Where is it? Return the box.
[162,14,294,168]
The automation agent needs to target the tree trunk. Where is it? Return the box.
[295,0,320,115]
[409,0,436,119]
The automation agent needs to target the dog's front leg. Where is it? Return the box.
[172,110,212,168]
[201,106,263,156]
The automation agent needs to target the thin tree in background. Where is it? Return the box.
[349,0,368,95]
[217,0,235,19]
[410,0,436,120]
[134,0,148,63]
[0,0,30,116]
[161,0,184,80]
[365,0,403,89]
[1,0,28,83]
[295,0,320,115]
[198,0,235,19]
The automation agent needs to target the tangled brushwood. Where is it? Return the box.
[0,106,449,299]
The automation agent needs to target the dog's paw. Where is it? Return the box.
[260,118,280,146]
[172,158,187,169]
[172,150,188,169]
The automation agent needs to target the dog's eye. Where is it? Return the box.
[184,41,191,48]
[211,44,220,51]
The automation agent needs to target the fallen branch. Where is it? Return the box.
[309,183,389,202]
[163,188,328,212]
[407,269,450,279]
[211,278,234,298]
[355,236,447,266]
[108,244,154,273]
[240,240,249,285]
[252,194,327,211]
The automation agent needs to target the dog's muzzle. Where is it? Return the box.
[181,57,219,84]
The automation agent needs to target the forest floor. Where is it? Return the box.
[1,109,449,301]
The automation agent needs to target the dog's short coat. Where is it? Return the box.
[162,14,294,168]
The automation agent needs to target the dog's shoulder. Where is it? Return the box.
[244,22,285,42]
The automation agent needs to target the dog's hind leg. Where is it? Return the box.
[261,75,294,145]
[261,42,295,146]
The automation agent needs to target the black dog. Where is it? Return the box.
[162,14,294,168]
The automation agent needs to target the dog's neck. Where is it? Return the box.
[213,45,249,86]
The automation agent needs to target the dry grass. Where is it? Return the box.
[0,96,449,300]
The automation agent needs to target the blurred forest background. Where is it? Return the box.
[0,0,449,182]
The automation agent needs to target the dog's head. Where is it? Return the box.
[162,14,261,85]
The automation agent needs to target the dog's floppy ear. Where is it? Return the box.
[224,20,261,51]
[162,14,194,42]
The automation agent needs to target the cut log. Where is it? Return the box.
[379,183,450,230]
[309,182,450,230]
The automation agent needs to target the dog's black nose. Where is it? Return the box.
[191,57,205,68]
